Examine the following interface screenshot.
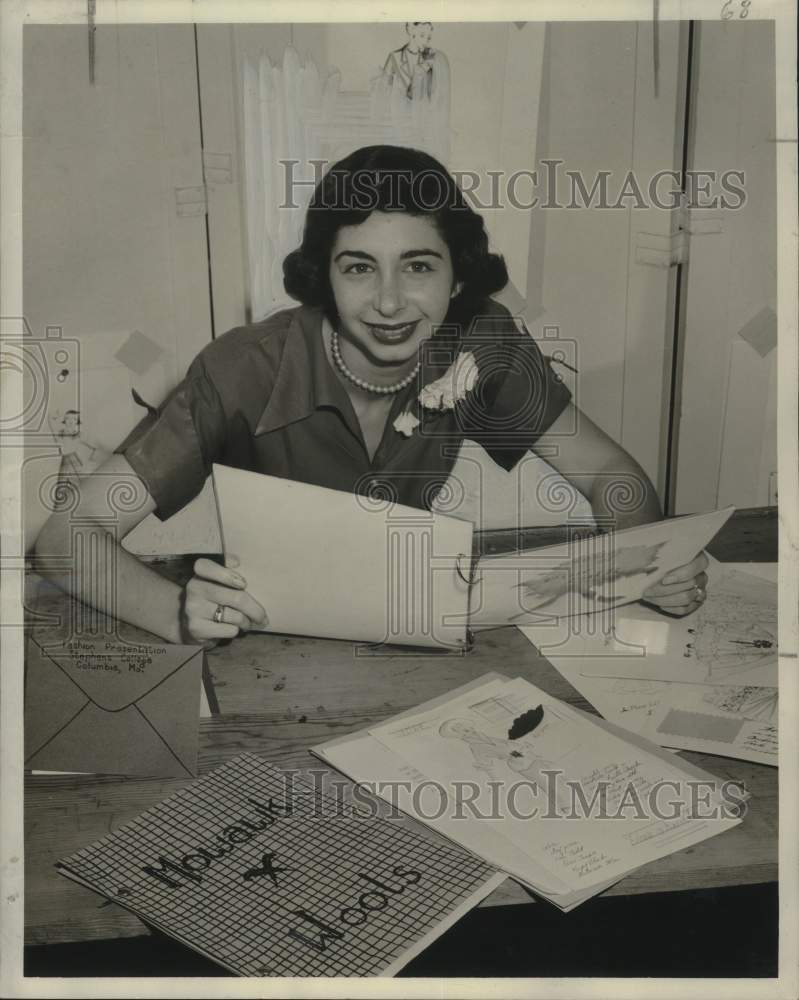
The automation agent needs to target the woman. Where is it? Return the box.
[35,145,708,646]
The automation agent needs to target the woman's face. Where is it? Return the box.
[329,211,457,370]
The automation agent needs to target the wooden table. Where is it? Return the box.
[24,508,778,947]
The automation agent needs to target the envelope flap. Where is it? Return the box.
[29,636,202,712]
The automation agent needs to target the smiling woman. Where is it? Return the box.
[34,144,710,646]
[330,212,455,368]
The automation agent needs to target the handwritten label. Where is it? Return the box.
[288,865,422,954]
[721,0,752,19]
[741,724,778,756]
[142,795,294,888]
[578,760,651,813]
[541,840,621,879]
[64,640,166,674]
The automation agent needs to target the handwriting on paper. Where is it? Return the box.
[142,795,294,888]
[578,759,651,813]
[140,789,428,958]
[63,639,167,674]
[721,0,752,19]
[740,724,777,756]
[287,865,423,953]
[541,840,621,879]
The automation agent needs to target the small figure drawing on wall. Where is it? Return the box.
[381,21,438,101]
[374,22,451,162]
[49,408,105,476]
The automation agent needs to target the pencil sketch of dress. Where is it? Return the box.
[683,574,777,683]
[510,542,666,619]
[438,717,572,811]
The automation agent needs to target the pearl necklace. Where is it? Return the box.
[330,330,420,395]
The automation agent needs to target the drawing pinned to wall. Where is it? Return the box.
[381,22,437,100]
[372,22,450,163]
[113,329,165,377]
[241,46,325,321]
[47,408,108,508]
[48,410,99,473]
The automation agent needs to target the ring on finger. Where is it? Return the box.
[212,604,226,624]
[693,585,706,602]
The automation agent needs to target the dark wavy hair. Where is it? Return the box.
[282,145,508,322]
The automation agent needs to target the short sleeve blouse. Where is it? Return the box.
[119,299,572,519]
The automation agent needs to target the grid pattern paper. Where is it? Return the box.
[56,753,498,977]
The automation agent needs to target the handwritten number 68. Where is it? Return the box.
[721,0,752,18]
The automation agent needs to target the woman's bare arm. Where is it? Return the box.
[34,454,268,644]
[534,402,662,528]
[33,454,186,642]
[533,402,708,616]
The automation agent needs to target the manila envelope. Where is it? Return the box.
[24,635,204,778]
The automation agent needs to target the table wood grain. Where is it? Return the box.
[24,508,778,945]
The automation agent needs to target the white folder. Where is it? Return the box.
[212,464,474,649]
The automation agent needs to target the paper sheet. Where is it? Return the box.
[57,754,503,977]
[368,676,740,894]
[529,668,674,741]
[212,464,473,648]
[639,683,778,766]
[312,676,618,909]
[518,560,778,764]
[519,658,778,766]
[573,561,777,688]
[470,507,734,628]
[313,673,737,908]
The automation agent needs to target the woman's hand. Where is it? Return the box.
[641,551,709,618]
[180,557,268,648]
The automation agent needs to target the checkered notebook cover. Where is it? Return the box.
[56,753,502,977]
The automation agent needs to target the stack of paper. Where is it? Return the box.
[313,673,743,910]
[518,559,778,766]
[57,754,504,977]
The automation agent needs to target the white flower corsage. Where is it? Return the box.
[417,351,479,412]
[393,351,479,438]
[393,410,421,437]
